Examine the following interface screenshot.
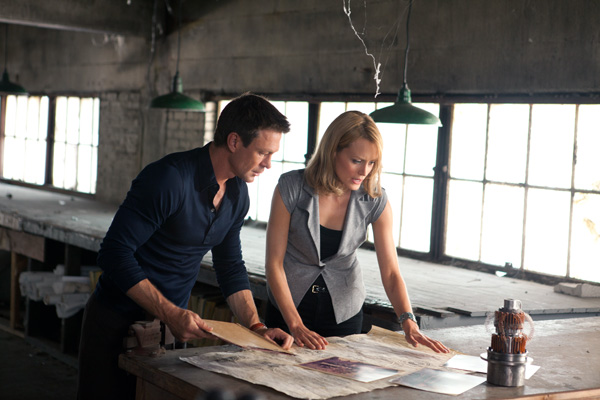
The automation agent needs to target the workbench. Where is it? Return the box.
[1,181,599,362]
[119,317,600,400]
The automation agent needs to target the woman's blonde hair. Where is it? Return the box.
[305,110,383,197]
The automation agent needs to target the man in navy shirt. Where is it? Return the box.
[77,93,293,400]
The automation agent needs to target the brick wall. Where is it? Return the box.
[96,91,144,204]
[95,91,216,205]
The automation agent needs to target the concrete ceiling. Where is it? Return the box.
[0,0,156,37]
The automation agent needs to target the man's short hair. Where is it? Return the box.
[213,92,291,147]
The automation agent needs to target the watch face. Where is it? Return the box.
[400,312,416,325]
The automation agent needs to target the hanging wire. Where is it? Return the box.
[146,0,159,97]
[175,0,182,76]
[3,24,8,72]
[402,0,413,86]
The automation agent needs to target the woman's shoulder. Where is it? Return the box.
[357,186,387,202]
[278,169,308,210]
[279,169,305,187]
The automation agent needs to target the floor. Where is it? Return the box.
[0,325,78,400]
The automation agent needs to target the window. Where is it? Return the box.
[215,95,599,285]
[52,97,100,194]
[446,103,600,283]
[1,94,100,194]
[2,95,49,185]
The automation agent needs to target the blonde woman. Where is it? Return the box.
[265,110,449,352]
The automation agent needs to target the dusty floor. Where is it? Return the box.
[0,328,78,400]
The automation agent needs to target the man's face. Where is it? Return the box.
[231,129,282,183]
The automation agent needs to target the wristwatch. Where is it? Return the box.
[398,312,417,326]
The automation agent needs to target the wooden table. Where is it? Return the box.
[119,317,600,400]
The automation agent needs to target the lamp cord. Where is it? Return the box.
[3,24,7,71]
[175,0,181,76]
[403,0,413,86]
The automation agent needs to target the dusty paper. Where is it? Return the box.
[203,319,293,354]
[180,326,456,399]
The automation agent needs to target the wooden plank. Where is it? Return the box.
[0,227,45,261]
[446,306,488,317]
[9,252,28,330]
[413,306,455,318]
[501,387,600,400]
[136,379,185,400]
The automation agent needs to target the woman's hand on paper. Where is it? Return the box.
[289,324,329,350]
[402,319,450,353]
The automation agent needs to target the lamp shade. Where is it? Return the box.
[150,73,205,111]
[370,84,440,126]
[0,69,27,95]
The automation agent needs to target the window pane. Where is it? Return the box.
[63,144,78,190]
[79,98,95,145]
[55,97,67,143]
[90,148,98,195]
[3,137,23,180]
[269,101,286,162]
[480,184,525,268]
[400,176,433,252]
[528,105,575,189]
[446,180,483,260]
[77,145,92,193]
[523,188,570,276]
[4,96,18,138]
[318,102,346,142]
[405,123,437,177]
[53,142,66,188]
[14,97,28,140]
[246,180,259,221]
[25,97,40,139]
[574,105,600,191]
[380,124,406,174]
[486,104,529,184]
[282,102,308,163]
[92,98,100,147]
[450,104,487,180]
[24,139,45,184]
[570,192,600,282]
[256,163,282,222]
[66,97,81,144]
[380,173,403,246]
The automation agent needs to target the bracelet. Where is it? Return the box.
[398,312,417,326]
[249,322,267,332]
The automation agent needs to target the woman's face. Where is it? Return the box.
[334,137,378,192]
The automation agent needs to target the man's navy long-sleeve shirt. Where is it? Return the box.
[95,143,250,316]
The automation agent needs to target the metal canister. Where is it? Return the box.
[486,349,528,387]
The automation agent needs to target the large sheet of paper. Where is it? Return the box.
[180,326,460,399]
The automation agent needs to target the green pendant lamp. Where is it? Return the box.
[369,0,440,126]
[0,24,28,95]
[150,0,204,111]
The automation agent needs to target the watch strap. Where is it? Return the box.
[398,311,417,326]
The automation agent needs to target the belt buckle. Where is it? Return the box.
[311,284,324,294]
